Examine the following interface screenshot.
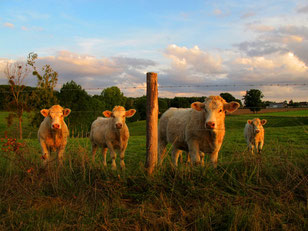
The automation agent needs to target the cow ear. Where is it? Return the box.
[224,102,240,113]
[63,108,71,117]
[103,110,112,118]
[191,102,204,111]
[40,109,49,117]
[261,119,267,125]
[247,120,253,124]
[125,109,136,118]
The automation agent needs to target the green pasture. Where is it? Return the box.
[0,110,307,230]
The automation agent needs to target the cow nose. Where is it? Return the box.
[116,123,123,129]
[52,123,60,129]
[206,122,215,129]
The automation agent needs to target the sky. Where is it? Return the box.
[0,0,308,101]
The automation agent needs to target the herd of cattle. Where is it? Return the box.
[38,96,267,168]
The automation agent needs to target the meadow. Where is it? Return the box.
[0,110,307,230]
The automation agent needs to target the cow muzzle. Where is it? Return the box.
[52,123,60,130]
[115,123,123,129]
[206,121,215,130]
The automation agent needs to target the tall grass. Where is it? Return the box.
[0,110,307,230]
[0,136,307,230]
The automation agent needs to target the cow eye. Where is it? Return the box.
[219,109,223,113]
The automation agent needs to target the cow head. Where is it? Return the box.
[40,105,71,130]
[191,96,240,130]
[103,106,136,130]
[247,118,267,134]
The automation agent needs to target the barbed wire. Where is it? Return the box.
[0,82,307,93]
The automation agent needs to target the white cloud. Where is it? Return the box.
[165,44,223,74]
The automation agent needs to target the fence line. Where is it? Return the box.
[0,82,307,94]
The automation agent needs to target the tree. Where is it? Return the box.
[220,92,242,107]
[58,81,105,135]
[100,86,126,110]
[243,89,264,113]
[27,52,59,126]
[4,61,32,139]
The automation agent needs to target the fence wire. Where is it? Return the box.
[0,82,307,93]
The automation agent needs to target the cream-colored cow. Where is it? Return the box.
[159,96,240,167]
[90,106,136,169]
[38,105,71,165]
[244,118,267,154]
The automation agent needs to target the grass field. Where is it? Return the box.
[0,110,307,230]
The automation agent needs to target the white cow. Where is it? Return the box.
[159,96,240,167]
[38,105,71,165]
[244,118,267,154]
[90,106,136,169]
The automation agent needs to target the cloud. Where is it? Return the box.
[297,5,308,13]
[164,44,223,75]
[3,22,14,28]
[29,50,157,96]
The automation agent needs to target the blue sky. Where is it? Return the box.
[1,0,308,101]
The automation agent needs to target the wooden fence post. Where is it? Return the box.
[145,72,158,175]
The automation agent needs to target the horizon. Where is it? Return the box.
[1,0,308,101]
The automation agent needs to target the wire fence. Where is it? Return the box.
[0,82,307,93]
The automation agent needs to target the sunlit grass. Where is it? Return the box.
[0,109,307,230]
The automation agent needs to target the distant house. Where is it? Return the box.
[267,102,288,108]
[298,102,308,108]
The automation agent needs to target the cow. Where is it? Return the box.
[38,105,71,166]
[90,106,136,170]
[158,96,240,167]
[244,118,267,154]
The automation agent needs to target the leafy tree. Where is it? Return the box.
[27,52,59,126]
[100,86,126,110]
[58,81,105,136]
[158,98,168,116]
[243,89,264,113]
[220,92,242,107]
[133,96,147,121]
[4,61,32,139]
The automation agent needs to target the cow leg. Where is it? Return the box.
[258,141,264,154]
[106,142,117,170]
[120,143,127,169]
[186,152,191,164]
[102,147,108,167]
[210,151,219,168]
[179,151,183,164]
[200,151,205,166]
[249,142,255,154]
[40,139,50,166]
[57,147,65,165]
[188,140,200,165]
[158,137,167,165]
[91,143,98,163]
[171,148,182,166]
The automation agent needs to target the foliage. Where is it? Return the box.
[3,61,33,139]
[220,92,242,107]
[27,52,59,127]
[100,86,126,110]
[243,89,264,113]
[58,81,105,135]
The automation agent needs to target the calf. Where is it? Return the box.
[244,118,267,154]
[38,105,71,165]
[90,106,136,169]
[159,96,240,167]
